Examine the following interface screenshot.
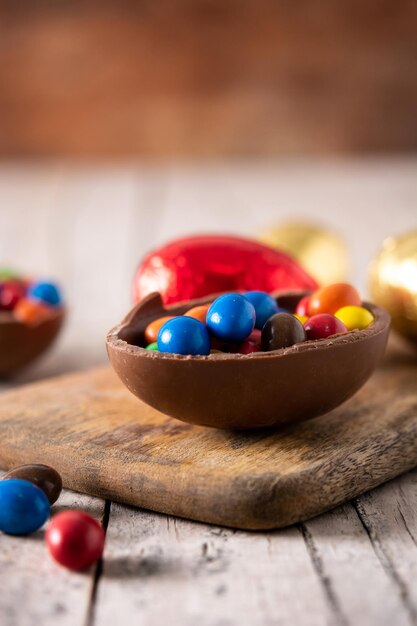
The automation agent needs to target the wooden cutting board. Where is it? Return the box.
[0,340,416,530]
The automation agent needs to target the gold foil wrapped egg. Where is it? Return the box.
[258,222,349,286]
[369,231,417,345]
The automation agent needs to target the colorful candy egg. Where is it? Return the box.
[293,313,308,324]
[46,511,105,571]
[14,298,54,325]
[28,281,62,307]
[2,464,62,505]
[184,304,211,324]
[295,295,310,318]
[261,312,306,351]
[0,280,26,311]
[144,316,174,344]
[243,291,279,329]
[207,294,255,342]
[334,306,374,331]
[0,478,50,535]
[304,314,348,340]
[158,317,211,355]
[308,283,361,316]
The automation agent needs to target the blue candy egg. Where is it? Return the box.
[0,478,51,535]
[158,316,211,355]
[206,293,256,342]
[28,281,62,307]
[244,291,279,329]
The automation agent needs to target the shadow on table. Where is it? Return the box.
[102,554,179,579]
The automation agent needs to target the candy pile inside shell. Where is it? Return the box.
[140,284,376,356]
[132,234,318,305]
[0,270,65,376]
[106,285,390,430]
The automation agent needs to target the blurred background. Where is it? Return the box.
[1,0,417,158]
[0,0,416,383]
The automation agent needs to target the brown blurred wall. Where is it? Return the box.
[0,0,416,158]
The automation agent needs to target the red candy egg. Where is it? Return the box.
[248,329,262,345]
[133,235,317,305]
[238,339,261,354]
[0,280,26,311]
[295,295,310,318]
[46,511,105,571]
[308,283,361,316]
[304,314,348,340]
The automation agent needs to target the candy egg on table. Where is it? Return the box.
[206,294,256,342]
[0,273,65,376]
[2,464,62,505]
[106,290,390,430]
[46,510,105,571]
[0,478,51,535]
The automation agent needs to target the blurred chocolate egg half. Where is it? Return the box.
[0,309,65,376]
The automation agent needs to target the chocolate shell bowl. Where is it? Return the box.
[0,309,65,377]
[106,292,390,430]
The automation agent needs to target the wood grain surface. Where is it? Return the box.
[0,340,415,530]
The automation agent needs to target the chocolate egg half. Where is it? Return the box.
[0,309,65,377]
[106,293,390,430]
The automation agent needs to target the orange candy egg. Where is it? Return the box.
[144,316,174,343]
[308,283,361,316]
[14,298,54,325]
[184,304,211,324]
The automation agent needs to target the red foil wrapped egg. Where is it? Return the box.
[133,235,317,305]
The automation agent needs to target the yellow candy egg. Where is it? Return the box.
[334,306,374,331]
[293,313,308,324]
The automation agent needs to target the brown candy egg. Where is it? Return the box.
[2,463,62,504]
[261,313,306,351]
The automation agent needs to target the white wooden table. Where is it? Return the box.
[0,159,416,626]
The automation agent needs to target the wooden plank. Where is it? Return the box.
[353,470,417,623]
[303,502,413,626]
[93,504,331,626]
[0,485,106,626]
[0,337,415,530]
